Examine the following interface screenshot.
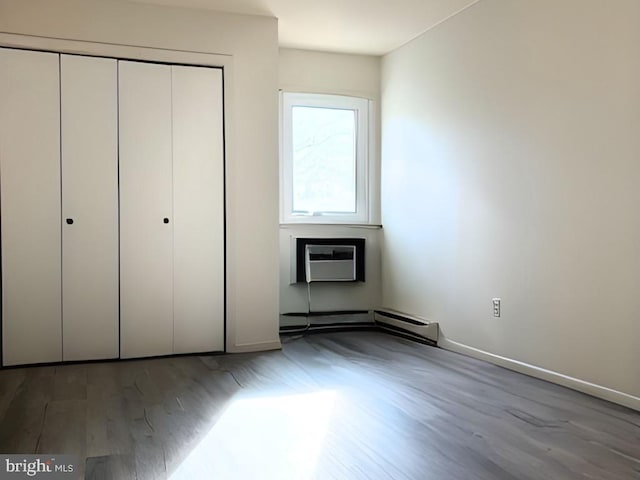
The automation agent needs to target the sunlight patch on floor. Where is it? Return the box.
[170,390,338,480]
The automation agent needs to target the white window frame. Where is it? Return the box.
[280,92,372,224]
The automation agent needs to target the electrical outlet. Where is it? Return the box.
[492,298,501,317]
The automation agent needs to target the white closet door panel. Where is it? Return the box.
[0,48,62,366]
[172,66,224,353]
[61,55,119,361]
[118,60,174,359]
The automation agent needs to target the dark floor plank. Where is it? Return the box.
[85,454,136,480]
[0,368,26,423]
[85,384,133,459]
[0,366,56,454]
[36,398,87,478]
[52,364,87,402]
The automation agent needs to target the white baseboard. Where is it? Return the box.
[439,337,640,412]
[227,340,282,353]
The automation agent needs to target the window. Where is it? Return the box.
[281,92,372,224]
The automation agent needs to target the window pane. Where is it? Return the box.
[292,106,356,214]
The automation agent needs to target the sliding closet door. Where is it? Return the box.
[172,66,224,353]
[0,48,61,366]
[61,55,119,361]
[119,60,174,358]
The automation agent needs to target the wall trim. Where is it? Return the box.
[0,32,232,65]
[396,0,482,53]
[228,340,281,353]
[439,337,640,412]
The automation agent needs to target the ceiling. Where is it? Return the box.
[128,0,480,55]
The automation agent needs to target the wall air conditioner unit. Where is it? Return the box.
[305,245,356,283]
[292,237,365,284]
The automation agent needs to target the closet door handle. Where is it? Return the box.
[66,218,74,225]
[163,218,169,224]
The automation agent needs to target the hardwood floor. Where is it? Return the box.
[0,331,638,479]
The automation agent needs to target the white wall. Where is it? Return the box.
[280,48,380,100]
[381,0,640,404]
[0,0,280,352]
[279,49,382,319]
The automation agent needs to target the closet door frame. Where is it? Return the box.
[0,40,228,365]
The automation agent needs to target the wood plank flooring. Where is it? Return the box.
[0,331,638,479]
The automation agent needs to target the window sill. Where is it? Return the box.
[280,223,382,229]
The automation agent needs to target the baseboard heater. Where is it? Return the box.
[279,309,439,345]
[374,309,439,345]
[280,310,375,333]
